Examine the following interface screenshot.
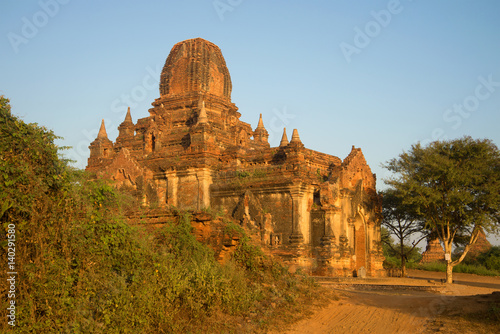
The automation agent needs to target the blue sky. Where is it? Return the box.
[1,0,499,187]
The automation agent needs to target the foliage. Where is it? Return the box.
[200,206,225,218]
[415,261,500,277]
[477,246,500,272]
[461,246,500,272]
[0,98,326,333]
[235,169,268,183]
[383,249,422,267]
[417,246,500,276]
[384,136,500,283]
[151,214,259,319]
[381,228,422,270]
[236,170,251,178]
[316,169,326,183]
[252,169,268,178]
[380,226,393,256]
[233,233,265,273]
[381,189,426,276]
[0,95,66,218]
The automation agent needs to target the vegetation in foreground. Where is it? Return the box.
[0,96,330,333]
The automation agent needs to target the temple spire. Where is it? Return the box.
[279,128,289,147]
[97,119,108,139]
[124,107,133,124]
[253,113,269,145]
[290,128,301,144]
[256,113,265,129]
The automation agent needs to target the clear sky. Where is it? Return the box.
[1,1,499,187]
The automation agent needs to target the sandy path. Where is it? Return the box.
[280,270,500,334]
[284,292,431,334]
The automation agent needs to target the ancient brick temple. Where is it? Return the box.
[467,228,492,259]
[87,38,385,277]
[420,238,446,263]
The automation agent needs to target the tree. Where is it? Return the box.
[384,137,500,283]
[381,189,427,277]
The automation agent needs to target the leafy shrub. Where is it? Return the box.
[0,98,326,333]
[415,262,500,276]
[477,246,500,272]
[416,262,447,272]
[383,255,400,269]
[454,263,500,276]
[236,170,250,178]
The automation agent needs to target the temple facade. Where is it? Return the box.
[87,38,385,277]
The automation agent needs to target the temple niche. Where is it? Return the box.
[86,38,385,277]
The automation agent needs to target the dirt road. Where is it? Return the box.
[280,270,500,334]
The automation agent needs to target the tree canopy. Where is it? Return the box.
[0,95,66,218]
[381,188,426,277]
[384,136,500,283]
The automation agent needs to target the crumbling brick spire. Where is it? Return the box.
[288,128,304,148]
[123,107,133,125]
[253,113,269,144]
[98,119,108,139]
[117,107,135,142]
[290,129,301,144]
[88,119,113,165]
[256,113,265,129]
[279,128,289,147]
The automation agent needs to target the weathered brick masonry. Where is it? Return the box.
[87,38,385,277]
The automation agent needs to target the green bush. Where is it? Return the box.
[383,256,400,269]
[477,246,500,272]
[1,98,325,333]
[453,246,500,276]
[415,262,500,276]
[454,263,500,276]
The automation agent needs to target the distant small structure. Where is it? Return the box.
[466,228,492,259]
[421,228,492,264]
[420,238,445,263]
